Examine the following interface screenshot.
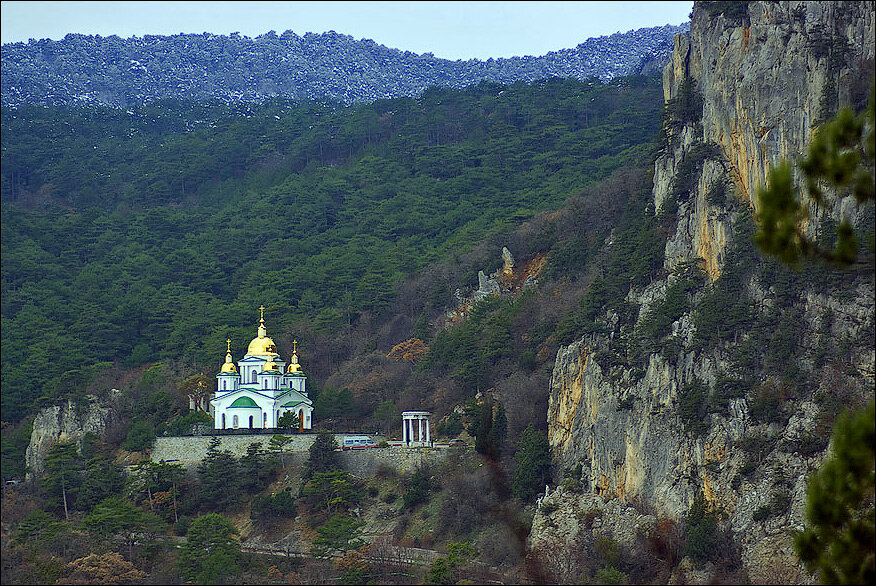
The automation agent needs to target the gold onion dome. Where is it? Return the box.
[220,339,238,373]
[287,340,303,374]
[247,305,279,357]
[262,356,280,372]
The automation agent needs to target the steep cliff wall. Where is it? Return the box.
[665,1,875,207]
[25,396,117,478]
[541,2,874,581]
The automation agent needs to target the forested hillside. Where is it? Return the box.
[0,24,687,107]
[1,76,664,426]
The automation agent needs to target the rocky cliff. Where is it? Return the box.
[539,1,875,581]
[25,395,117,479]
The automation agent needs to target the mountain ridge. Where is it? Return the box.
[1,23,689,107]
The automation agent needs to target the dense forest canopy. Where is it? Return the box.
[1,75,665,424]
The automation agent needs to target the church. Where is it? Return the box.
[209,306,314,432]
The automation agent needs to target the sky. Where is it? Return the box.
[0,1,693,60]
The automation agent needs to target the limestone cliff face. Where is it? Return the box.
[666,1,875,207]
[542,1,874,580]
[656,1,875,279]
[25,396,116,478]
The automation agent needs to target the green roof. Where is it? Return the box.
[228,396,260,409]
[281,401,305,408]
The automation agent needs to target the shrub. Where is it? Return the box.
[402,467,430,509]
[678,379,710,437]
[749,380,789,425]
[540,501,559,515]
[595,566,628,585]
[706,178,729,207]
[123,421,155,452]
[682,493,720,562]
[753,505,772,522]
[251,490,297,520]
[665,76,704,126]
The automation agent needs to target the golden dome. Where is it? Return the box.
[220,339,238,373]
[246,305,279,357]
[263,356,280,372]
[287,339,303,374]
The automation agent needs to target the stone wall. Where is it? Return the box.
[151,433,322,463]
[338,447,447,477]
[151,434,447,477]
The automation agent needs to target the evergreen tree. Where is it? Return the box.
[474,400,494,458]
[197,437,240,511]
[77,457,125,511]
[277,411,300,431]
[402,466,431,509]
[83,496,165,560]
[512,425,551,502]
[268,434,293,469]
[239,442,272,493]
[795,400,875,584]
[304,430,340,480]
[178,513,242,585]
[42,442,84,521]
[488,401,508,458]
[311,514,365,558]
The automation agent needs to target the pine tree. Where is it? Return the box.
[178,513,241,584]
[239,442,271,493]
[474,400,493,458]
[42,442,84,521]
[512,425,551,502]
[197,437,240,511]
[489,402,508,458]
[794,400,875,584]
[304,430,339,480]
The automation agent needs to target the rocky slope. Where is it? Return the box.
[537,1,875,582]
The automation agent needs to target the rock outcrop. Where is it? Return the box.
[539,1,875,580]
[25,395,116,479]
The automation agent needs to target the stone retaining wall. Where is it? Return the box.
[338,447,447,476]
[150,434,449,477]
[151,433,322,463]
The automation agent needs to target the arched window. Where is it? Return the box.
[252,370,258,383]
[263,413,267,427]
[222,413,226,429]
[222,380,226,390]
[232,414,239,428]
[248,415,254,428]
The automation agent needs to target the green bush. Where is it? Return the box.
[123,421,155,452]
[669,141,723,203]
[666,76,704,126]
[595,566,628,585]
[678,379,710,437]
[403,467,431,509]
[251,490,297,520]
[749,381,788,425]
[682,493,721,562]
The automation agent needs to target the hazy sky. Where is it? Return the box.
[1,1,693,60]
